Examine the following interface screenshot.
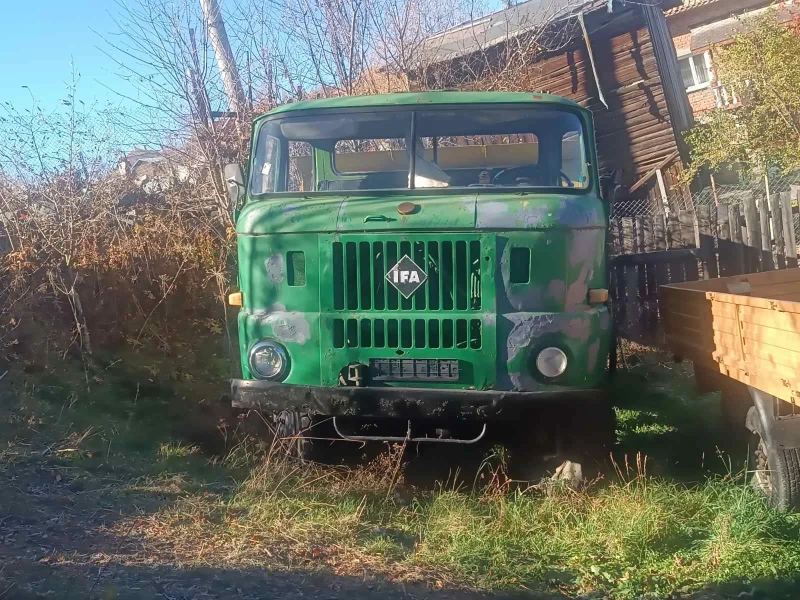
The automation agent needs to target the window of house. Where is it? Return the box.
[679,52,712,92]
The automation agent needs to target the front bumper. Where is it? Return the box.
[231,379,605,420]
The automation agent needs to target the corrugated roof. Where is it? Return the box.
[416,0,604,65]
[665,0,722,17]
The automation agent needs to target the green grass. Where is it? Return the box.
[4,347,800,598]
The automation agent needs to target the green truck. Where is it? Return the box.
[226,91,615,473]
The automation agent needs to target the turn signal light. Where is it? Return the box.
[228,292,243,307]
[588,288,609,304]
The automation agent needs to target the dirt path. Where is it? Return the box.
[0,452,558,600]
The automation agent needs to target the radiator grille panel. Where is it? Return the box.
[332,240,482,311]
[333,318,482,350]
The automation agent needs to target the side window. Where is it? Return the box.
[561,130,587,188]
[333,139,407,174]
[288,141,313,192]
[251,134,278,194]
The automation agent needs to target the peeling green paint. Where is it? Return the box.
[234,93,610,398]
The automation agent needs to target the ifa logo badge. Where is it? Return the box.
[385,255,428,299]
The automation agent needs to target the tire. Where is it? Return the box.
[751,434,800,511]
[274,410,316,461]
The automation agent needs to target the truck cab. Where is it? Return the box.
[228,91,614,468]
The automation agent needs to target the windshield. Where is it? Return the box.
[250,107,590,194]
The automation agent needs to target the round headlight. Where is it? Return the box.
[536,347,568,378]
[249,341,289,380]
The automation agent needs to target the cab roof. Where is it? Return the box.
[260,91,584,120]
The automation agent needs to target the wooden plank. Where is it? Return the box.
[653,213,667,251]
[737,303,800,333]
[728,204,742,242]
[729,203,746,274]
[642,217,655,252]
[610,218,621,255]
[781,191,798,267]
[622,217,635,255]
[635,216,645,254]
[696,204,717,280]
[758,194,774,271]
[747,280,800,299]
[628,150,680,194]
[769,293,800,302]
[717,205,730,241]
[678,210,696,248]
[742,193,761,273]
[667,214,682,249]
[769,193,786,269]
[655,168,669,211]
[667,267,800,293]
[746,266,800,287]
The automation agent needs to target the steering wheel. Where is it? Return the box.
[492,165,573,188]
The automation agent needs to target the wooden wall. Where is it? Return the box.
[532,23,682,185]
[417,6,686,190]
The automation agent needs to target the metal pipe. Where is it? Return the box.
[409,112,417,190]
[332,418,488,444]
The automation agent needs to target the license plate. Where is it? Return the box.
[370,359,459,382]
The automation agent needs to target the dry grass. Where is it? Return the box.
[105,436,800,599]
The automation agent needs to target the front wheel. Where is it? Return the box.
[274,410,316,461]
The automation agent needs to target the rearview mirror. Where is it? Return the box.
[224,163,245,206]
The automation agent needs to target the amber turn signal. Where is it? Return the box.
[228,292,243,307]
[588,288,609,304]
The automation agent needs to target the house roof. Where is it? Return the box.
[415,0,608,66]
[665,0,723,17]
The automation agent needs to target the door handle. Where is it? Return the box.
[363,215,396,223]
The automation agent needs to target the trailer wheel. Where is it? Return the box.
[751,435,800,511]
[275,410,316,461]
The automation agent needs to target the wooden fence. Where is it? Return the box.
[610,190,800,343]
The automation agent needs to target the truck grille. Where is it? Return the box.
[332,317,482,349]
[332,240,482,311]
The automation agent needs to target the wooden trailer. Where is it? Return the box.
[663,269,800,510]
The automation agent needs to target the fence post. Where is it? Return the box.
[635,216,645,254]
[728,203,746,274]
[679,210,696,248]
[717,204,736,277]
[769,193,786,269]
[780,191,797,268]
[622,217,635,255]
[696,204,717,279]
[759,194,774,271]
[653,211,667,251]
[667,214,682,249]
[742,193,761,273]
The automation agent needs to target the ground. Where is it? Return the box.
[2,345,800,599]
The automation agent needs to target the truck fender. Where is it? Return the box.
[746,386,800,451]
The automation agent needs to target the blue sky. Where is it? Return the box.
[1,0,138,112]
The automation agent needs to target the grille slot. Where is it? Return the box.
[333,318,482,349]
[332,239,482,311]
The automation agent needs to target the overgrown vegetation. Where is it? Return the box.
[3,350,800,599]
[682,14,800,182]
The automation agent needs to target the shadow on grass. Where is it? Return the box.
[610,352,745,481]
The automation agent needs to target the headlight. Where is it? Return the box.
[249,341,289,380]
[536,347,568,378]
